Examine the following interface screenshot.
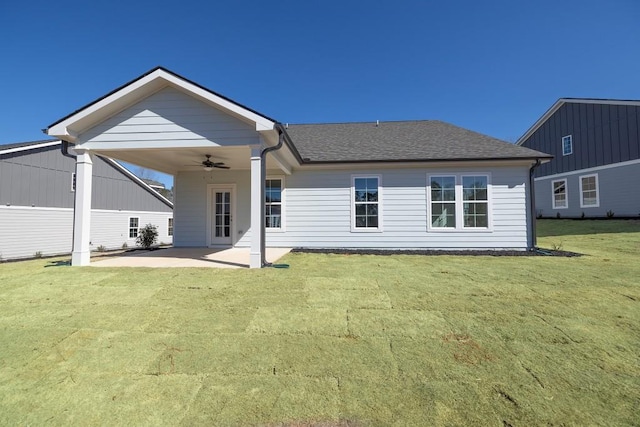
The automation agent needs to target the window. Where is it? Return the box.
[265,178,283,228]
[71,172,76,192]
[552,179,567,209]
[462,176,489,228]
[352,176,381,231]
[129,217,139,238]
[430,176,456,228]
[562,135,573,156]
[168,218,174,236]
[428,174,491,230]
[580,174,599,208]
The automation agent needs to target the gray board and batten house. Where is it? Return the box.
[0,140,173,260]
[516,98,640,218]
[44,67,551,267]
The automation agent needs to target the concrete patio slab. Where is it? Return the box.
[90,247,292,268]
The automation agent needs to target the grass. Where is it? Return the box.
[0,219,639,426]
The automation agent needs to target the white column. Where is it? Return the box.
[249,147,262,268]
[71,150,93,266]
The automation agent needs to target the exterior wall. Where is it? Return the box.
[0,206,173,260]
[0,144,171,212]
[534,161,640,218]
[175,165,532,250]
[522,103,640,178]
[78,87,260,148]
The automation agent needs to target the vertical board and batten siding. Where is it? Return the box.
[78,87,260,148]
[174,166,531,250]
[534,162,640,217]
[0,145,171,212]
[0,207,173,260]
[522,103,640,178]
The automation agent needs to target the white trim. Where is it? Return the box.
[0,205,73,212]
[426,173,493,232]
[562,135,573,156]
[206,184,236,247]
[47,68,275,139]
[265,175,285,232]
[579,173,600,208]
[351,174,383,233]
[0,140,61,155]
[534,157,640,181]
[551,179,568,209]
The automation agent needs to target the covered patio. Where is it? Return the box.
[90,247,292,268]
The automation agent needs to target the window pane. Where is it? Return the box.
[367,215,378,228]
[355,190,367,202]
[366,204,378,216]
[432,203,456,228]
[463,176,487,201]
[355,204,366,215]
[464,202,488,228]
[355,216,367,227]
[355,178,367,191]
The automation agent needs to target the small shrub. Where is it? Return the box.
[536,209,543,219]
[556,212,561,219]
[97,245,107,252]
[581,212,585,219]
[34,251,43,258]
[136,224,158,249]
[121,242,128,250]
[552,241,564,251]
[606,210,615,218]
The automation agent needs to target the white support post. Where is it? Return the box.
[249,147,263,268]
[71,150,93,266]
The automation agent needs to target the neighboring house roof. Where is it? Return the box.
[516,98,640,146]
[286,120,551,163]
[0,140,173,209]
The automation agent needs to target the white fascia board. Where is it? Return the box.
[75,139,221,151]
[295,158,539,171]
[48,69,275,140]
[0,140,61,155]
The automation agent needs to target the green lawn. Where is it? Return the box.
[0,220,639,426]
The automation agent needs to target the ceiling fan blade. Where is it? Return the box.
[214,164,230,169]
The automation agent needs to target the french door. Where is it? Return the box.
[208,185,234,246]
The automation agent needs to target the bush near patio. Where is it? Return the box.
[0,219,638,426]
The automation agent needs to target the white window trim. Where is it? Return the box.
[579,173,600,208]
[168,217,173,236]
[266,175,285,232]
[562,135,573,156]
[128,217,140,239]
[426,173,493,232]
[71,172,76,192]
[351,174,383,233]
[551,179,568,209]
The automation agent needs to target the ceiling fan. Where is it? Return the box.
[187,154,230,171]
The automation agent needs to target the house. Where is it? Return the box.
[517,98,640,218]
[44,67,551,268]
[0,140,174,260]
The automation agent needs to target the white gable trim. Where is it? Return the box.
[47,68,275,141]
[0,140,61,155]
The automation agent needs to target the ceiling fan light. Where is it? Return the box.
[203,166,213,172]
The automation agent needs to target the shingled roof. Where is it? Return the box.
[286,120,551,163]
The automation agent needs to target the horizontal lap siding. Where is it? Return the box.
[79,87,259,147]
[267,166,530,250]
[0,207,173,260]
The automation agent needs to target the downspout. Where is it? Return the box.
[529,159,541,250]
[60,141,78,257]
[260,124,287,266]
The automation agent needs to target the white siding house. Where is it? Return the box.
[44,67,551,267]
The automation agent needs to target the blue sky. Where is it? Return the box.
[1,0,639,188]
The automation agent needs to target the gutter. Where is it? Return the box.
[259,124,287,267]
[529,159,541,250]
[60,141,78,256]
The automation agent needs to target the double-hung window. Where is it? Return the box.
[168,218,174,236]
[129,217,139,238]
[428,174,491,230]
[265,178,283,229]
[352,176,381,231]
[579,174,599,207]
[552,179,567,209]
